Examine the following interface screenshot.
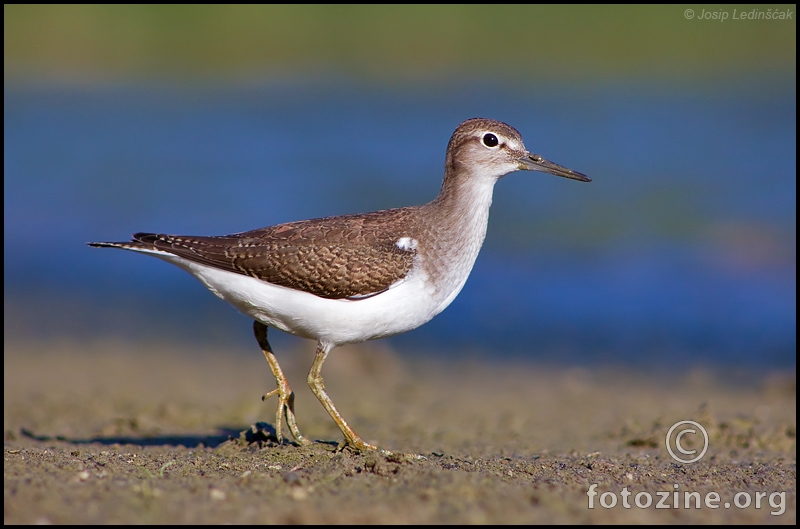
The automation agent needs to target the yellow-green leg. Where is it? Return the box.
[306,341,378,452]
[307,341,424,460]
[254,321,310,446]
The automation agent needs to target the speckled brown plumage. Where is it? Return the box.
[92,207,424,300]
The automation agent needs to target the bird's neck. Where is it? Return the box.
[427,168,496,238]
[415,169,498,297]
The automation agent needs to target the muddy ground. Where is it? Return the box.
[4,337,796,523]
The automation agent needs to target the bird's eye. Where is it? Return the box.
[482,133,499,148]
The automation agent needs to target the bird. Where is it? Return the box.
[89,117,590,457]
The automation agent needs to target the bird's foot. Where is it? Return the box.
[335,437,426,461]
[261,386,310,446]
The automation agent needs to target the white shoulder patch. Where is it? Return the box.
[395,237,418,251]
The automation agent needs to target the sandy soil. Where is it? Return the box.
[4,337,796,524]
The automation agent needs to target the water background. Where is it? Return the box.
[4,6,796,369]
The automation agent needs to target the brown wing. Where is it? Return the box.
[125,209,418,300]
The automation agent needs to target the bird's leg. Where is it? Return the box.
[253,321,309,446]
[307,341,426,461]
[306,341,384,453]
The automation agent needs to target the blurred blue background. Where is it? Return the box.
[4,6,796,368]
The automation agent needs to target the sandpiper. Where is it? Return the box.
[89,118,589,456]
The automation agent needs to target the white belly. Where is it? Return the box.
[142,249,464,346]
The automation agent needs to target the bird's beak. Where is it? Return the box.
[519,152,590,182]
